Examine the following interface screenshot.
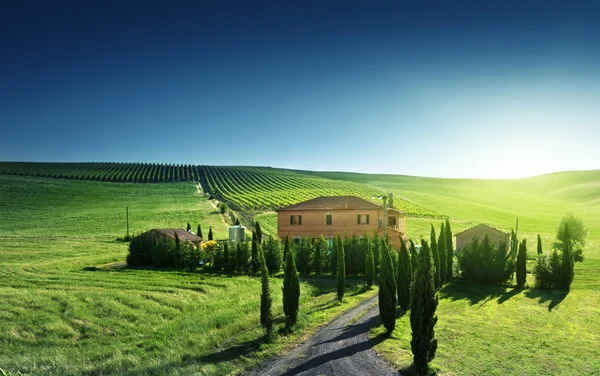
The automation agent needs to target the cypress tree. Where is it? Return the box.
[296,237,313,275]
[283,235,290,261]
[208,227,213,241]
[197,224,203,239]
[314,236,326,275]
[223,242,230,272]
[398,237,412,311]
[235,218,240,226]
[379,241,397,333]
[438,222,447,284]
[410,239,438,375]
[336,235,346,302]
[516,239,527,288]
[282,250,300,328]
[365,240,375,288]
[255,222,263,244]
[235,242,243,272]
[430,224,440,289]
[186,222,191,232]
[445,219,453,280]
[259,248,273,336]
[409,239,418,273]
[251,231,260,274]
[373,234,381,276]
[537,234,543,255]
[561,224,575,290]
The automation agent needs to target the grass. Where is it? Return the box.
[0,175,375,375]
[253,212,278,238]
[371,260,600,375]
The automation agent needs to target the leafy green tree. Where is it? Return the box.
[445,219,453,280]
[561,224,575,290]
[379,241,397,333]
[259,248,273,336]
[410,239,438,375]
[282,250,300,328]
[365,240,375,288]
[197,224,203,239]
[537,234,543,255]
[251,231,260,274]
[263,236,282,275]
[208,227,213,241]
[516,239,527,288]
[296,237,313,275]
[438,222,447,284]
[314,236,327,275]
[430,224,440,289]
[398,237,412,311]
[556,213,587,261]
[336,235,346,302]
[255,222,263,244]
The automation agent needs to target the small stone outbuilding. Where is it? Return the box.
[454,224,510,251]
[136,228,203,247]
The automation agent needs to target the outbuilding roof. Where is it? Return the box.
[278,195,404,212]
[454,223,509,237]
[148,228,203,243]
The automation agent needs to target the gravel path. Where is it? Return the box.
[248,295,399,376]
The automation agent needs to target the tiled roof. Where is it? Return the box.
[454,224,509,237]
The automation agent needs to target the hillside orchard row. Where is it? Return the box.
[0,162,443,218]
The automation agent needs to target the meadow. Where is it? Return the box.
[0,175,374,375]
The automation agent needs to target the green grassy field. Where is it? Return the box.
[0,175,375,375]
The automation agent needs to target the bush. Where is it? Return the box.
[296,237,313,275]
[127,231,200,269]
[533,250,562,290]
[458,235,512,285]
[263,236,283,275]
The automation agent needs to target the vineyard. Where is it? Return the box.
[0,162,443,217]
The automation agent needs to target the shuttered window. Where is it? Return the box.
[290,215,302,225]
[358,214,369,225]
[326,214,332,225]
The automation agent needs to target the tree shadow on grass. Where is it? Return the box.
[439,281,524,306]
[524,289,568,311]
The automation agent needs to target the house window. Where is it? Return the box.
[357,214,370,225]
[326,214,332,225]
[290,215,302,225]
[327,237,334,249]
[388,216,397,226]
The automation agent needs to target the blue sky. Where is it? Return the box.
[1,1,599,178]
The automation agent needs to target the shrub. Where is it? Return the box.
[263,236,283,275]
[458,235,511,285]
[336,235,346,302]
[516,239,527,288]
[218,202,228,214]
[127,233,153,266]
[398,237,412,311]
[379,241,397,333]
[296,237,313,275]
[411,239,438,375]
[533,250,562,290]
[126,232,200,269]
[212,242,225,271]
[282,250,300,328]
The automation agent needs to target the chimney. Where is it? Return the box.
[388,193,394,208]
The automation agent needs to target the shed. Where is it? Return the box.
[454,224,510,251]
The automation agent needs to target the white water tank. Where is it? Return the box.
[229,225,246,242]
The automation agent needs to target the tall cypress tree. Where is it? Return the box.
[259,248,273,336]
[186,222,191,232]
[197,224,203,239]
[223,242,230,272]
[255,222,263,244]
[336,234,346,302]
[561,224,575,290]
[379,241,397,333]
[283,235,290,261]
[516,239,527,288]
[208,227,213,241]
[438,222,447,284]
[314,236,326,275]
[410,239,438,375]
[398,237,412,311]
[537,234,543,255]
[365,240,375,288]
[430,224,440,289]
[409,239,418,273]
[296,237,313,275]
[373,233,381,276]
[445,219,453,280]
[251,231,260,274]
[282,250,300,328]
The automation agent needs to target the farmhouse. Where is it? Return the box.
[454,224,510,251]
[277,195,406,249]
